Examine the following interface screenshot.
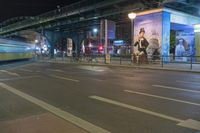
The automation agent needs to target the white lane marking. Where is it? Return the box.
[178,119,200,131]
[19,69,33,72]
[78,66,106,72]
[90,79,104,82]
[176,80,200,85]
[153,85,200,93]
[0,83,110,133]
[89,95,200,131]
[94,70,105,72]
[47,69,65,73]
[0,75,40,81]
[124,90,200,107]
[89,95,182,122]
[49,75,80,82]
[0,70,20,76]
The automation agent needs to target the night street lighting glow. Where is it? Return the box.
[194,29,200,33]
[93,28,98,33]
[128,12,136,54]
[35,39,39,43]
[128,12,136,20]
[194,24,200,33]
[194,24,200,28]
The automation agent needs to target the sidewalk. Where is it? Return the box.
[0,113,88,133]
[36,57,200,73]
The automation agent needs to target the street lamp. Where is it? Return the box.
[34,39,39,58]
[128,12,137,20]
[35,39,39,43]
[93,28,98,33]
[128,12,136,54]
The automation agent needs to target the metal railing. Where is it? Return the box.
[35,54,200,71]
[0,0,128,35]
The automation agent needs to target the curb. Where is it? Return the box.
[37,60,200,74]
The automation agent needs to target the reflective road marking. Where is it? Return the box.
[0,70,20,76]
[124,90,200,107]
[89,95,200,131]
[177,119,200,131]
[0,83,110,133]
[47,69,65,73]
[176,80,200,85]
[152,85,200,93]
[0,75,40,81]
[79,66,106,72]
[90,78,104,82]
[19,68,33,72]
[89,95,182,122]
[49,75,80,82]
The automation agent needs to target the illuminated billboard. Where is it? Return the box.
[194,24,200,33]
[134,12,163,58]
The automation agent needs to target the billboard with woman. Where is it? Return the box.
[134,12,162,60]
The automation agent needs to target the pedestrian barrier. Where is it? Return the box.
[35,54,200,71]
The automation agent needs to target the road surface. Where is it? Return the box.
[0,62,200,133]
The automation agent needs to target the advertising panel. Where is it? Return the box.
[100,19,116,40]
[195,33,200,59]
[107,20,116,40]
[162,12,171,62]
[175,30,195,61]
[134,12,162,60]
[67,38,73,57]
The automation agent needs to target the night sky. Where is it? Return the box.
[0,0,80,22]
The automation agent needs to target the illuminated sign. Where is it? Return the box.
[194,24,200,33]
[100,20,116,40]
[113,40,124,46]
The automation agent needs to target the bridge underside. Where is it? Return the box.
[0,0,199,58]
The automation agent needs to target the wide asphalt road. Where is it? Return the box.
[0,61,200,133]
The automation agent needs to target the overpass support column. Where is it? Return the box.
[69,31,87,56]
[44,31,63,59]
[195,32,200,61]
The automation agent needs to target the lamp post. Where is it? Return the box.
[93,28,98,40]
[34,39,39,60]
[128,12,136,54]
[93,28,98,33]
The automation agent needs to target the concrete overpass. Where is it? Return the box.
[0,0,149,58]
[0,0,199,58]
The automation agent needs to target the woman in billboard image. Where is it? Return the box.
[134,28,149,63]
[175,38,188,61]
